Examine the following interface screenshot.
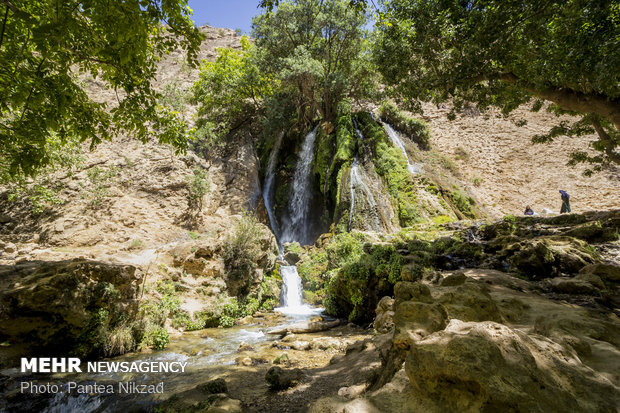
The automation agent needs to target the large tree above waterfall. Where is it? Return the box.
[374,0,620,172]
[252,0,376,126]
[0,0,202,177]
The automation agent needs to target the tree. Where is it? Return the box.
[374,0,620,171]
[191,36,273,144]
[252,0,374,126]
[0,0,202,177]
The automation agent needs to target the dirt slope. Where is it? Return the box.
[422,103,619,218]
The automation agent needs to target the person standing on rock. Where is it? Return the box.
[559,190,571,213]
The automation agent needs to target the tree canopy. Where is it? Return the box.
[0,0,202,177]
[191,36,273,145]
[252,0,374,126]
[374,0,620,170]
[192,0,374,143]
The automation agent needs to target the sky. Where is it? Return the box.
[187,1,264,34]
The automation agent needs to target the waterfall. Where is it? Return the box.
[273,126,323,317]
[279,265,304,308]
[281,126,318,245]
[348,157,381,232]
[263,133,283,243]
[383,122,424,174]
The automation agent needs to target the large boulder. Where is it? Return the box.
[374,296,395,333]
[505,236,598,279]
[405,320,618,412]
[0,259,142,365]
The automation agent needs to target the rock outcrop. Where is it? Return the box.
[0,259,142,366]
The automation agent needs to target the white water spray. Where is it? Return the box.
[383,122,424,174]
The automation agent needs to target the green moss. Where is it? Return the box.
[449,190,476,219]
[314,126,334,195]
[378,101,431,150]
[357,111,421,226]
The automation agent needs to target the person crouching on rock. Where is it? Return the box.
[524,205,534,216]
[559,190,571,213]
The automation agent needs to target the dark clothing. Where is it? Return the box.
[560,191,571,213]
[524,208,534,216]
[561,199,571,213]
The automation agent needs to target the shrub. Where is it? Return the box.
[219,315,235,328]
[449,190,476,219]
[378,101,431,150]
[186,167,210,210]
[83,165,120,207]
[223,212,264,297]
[148,327,170,350]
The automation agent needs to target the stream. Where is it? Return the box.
[0,125,329,412]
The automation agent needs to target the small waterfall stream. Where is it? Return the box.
[263,132,284,243]
[281,126,318,245]
[348,124,382,232]
[383,122,424,174]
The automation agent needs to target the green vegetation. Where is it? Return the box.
[186,167,211,210]
[0,0,202,178]
[3,135,84,213]
[448,190,477,219]
[82,165,120,207]
[358,112,421,226]
[128,239,144,251]
[192,36,273,144]
[375,0,620,171]
[252,0,374,126]
[378,101,431,150]
[223,212,265,297]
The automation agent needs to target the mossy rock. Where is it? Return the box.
[505,236,599,279]
[564,220,619,243]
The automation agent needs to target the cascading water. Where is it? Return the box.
[281,126,319,245]
[348,159,382,232]
[383,122,424,174]
[279,265,304,308]
[263,132,284,243]
[273,126,322,317]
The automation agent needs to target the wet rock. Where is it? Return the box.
[405,319,618,412]
[269,319,340,335]
[265,366,304,390]
[235,357,253,366]
[283,250,301,265]
[374,296,395,333]
[237,342,254,352]
[440,271,467,286]
[197,378,228,395]
[281,333,296,342]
